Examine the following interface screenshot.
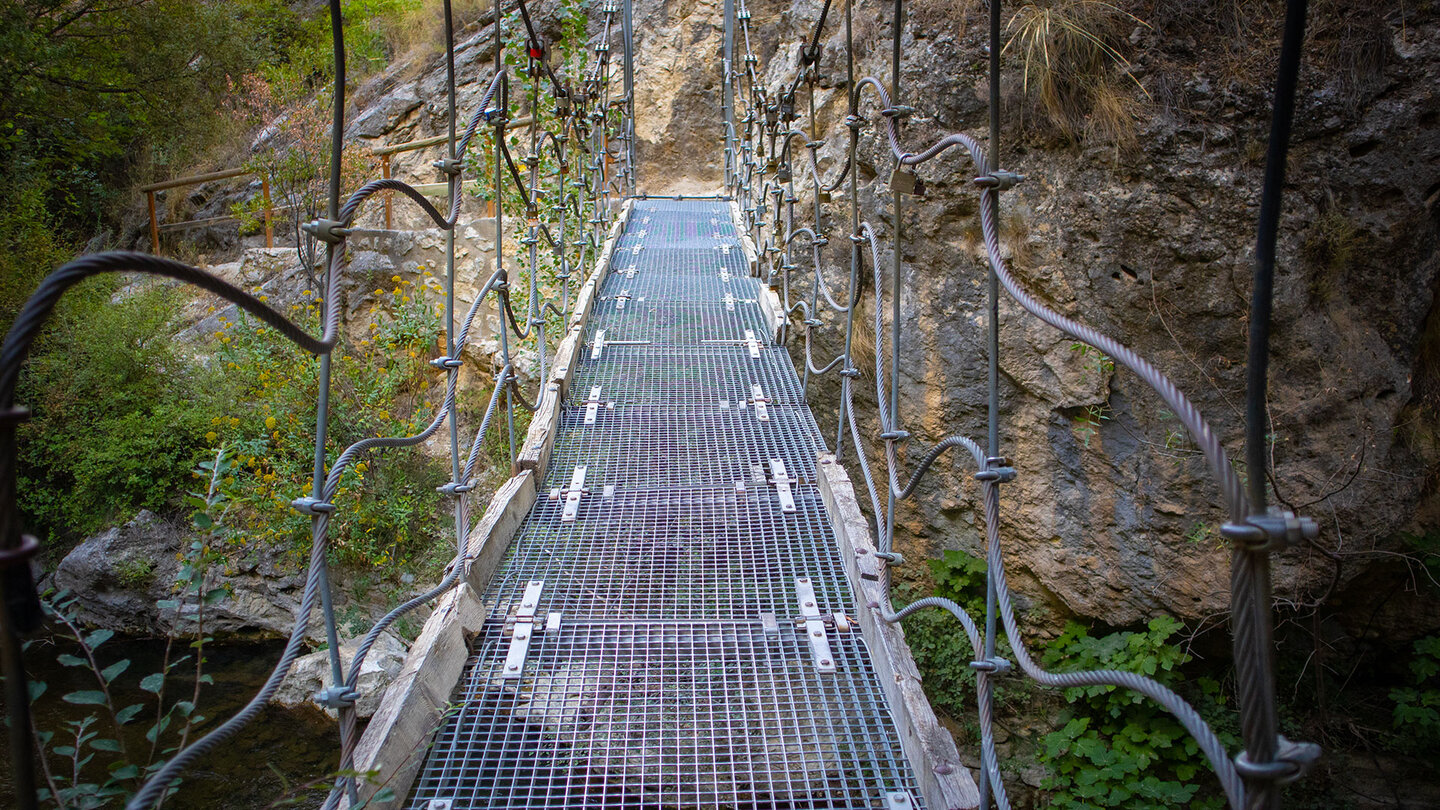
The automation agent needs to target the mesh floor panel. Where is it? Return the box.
[484,487,853,621]
[406,197,926,810]
[599,270,762,303]
[542,404,823,490]
[609,247,751,277]
[585,300,771,346]
[566,346,806,406]
[407,622,922,810]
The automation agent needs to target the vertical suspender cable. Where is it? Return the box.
[723,0,735,189]
[313,1,349,801]
[980,3,1003,806]
[622,0,637,193]
[1236,2,1307,808]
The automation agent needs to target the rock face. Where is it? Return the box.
[273,631,408,718]
[52,510,304,637]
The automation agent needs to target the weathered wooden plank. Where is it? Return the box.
[816,452,981,810]
[515,382,561,478]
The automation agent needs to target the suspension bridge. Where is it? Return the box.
[0,0,1326,809]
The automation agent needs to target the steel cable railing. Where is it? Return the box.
[0,0,633,808]
[723,0,1323,808]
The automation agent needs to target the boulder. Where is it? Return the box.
[273,632,409,718]
[51,510,303,638]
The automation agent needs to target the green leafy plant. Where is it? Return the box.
[1390,635,1440,753]
[1038,616,1233,810]
[26,450,233,808]
[204,279,449,573]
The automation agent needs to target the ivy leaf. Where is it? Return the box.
[109,763,141,781]
[28,681,47,702]
[57,653,88,668]
[85,629,114,650]
[204,587,229,605]
[90,737,123,753]
[63,690,109,706]
[139,673,165,694]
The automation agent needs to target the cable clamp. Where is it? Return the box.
[429,356,464,370]
[973,170,1026,191]
[848,232,867,244]
[812,236,829,246]
[1234,736,1321,786]
[437,481,475,497]
[879,429,910,442]
[844,114,867,130]
[480,107,504,124]
[873,550,904,566]
[1220,507,1319,552]
[738,8,751,20]
[806,140,826,150]
[290,496,336,515]
[880,106,915,120]
[839,367,861,379]
[313,685,359,710]
[301,219,350,245]
[968,656,1012,675]
[432,158,462,176]
[975,456,1017,483]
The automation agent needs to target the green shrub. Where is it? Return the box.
[1039,616,1234,809]
[204,277,450,572]
[1390,635,1440,753]
[18,284,216,543]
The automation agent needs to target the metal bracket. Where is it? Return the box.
[724,292,736,312]
[620,266,638,278]
[561,465,587,522]
[590,328,606,360]
[797,578,836,673]
[750,384,770,422]
[719,269,732,283]
[584,386,603,425]
[770,459,797,513]
[502,580,544,679]
[885,793,916,810]
[744,329,761,359]
[615,290,631,311]
[545,611,563,635]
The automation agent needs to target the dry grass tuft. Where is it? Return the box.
[1004,0,1148,147]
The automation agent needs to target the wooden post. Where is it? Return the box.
[382,153,392,229]
[261,175,274,249]
[147,191,160,254]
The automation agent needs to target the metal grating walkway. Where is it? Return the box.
[407,199,926,809]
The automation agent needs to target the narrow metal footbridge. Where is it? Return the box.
[399,197,933,808]
[0,0,1325,808]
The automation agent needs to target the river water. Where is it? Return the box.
[1,636,342,808]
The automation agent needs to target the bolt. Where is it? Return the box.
[812,630,823,637]
[935,763,954,775]
[804,600,814,608]
[507,663,518,671]
[820,658,832,666]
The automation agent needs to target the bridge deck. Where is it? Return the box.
[405,199,926,809]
